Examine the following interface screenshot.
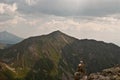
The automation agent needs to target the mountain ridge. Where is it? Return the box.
[0,30,120,80]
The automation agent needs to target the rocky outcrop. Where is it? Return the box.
[87,65,120,80]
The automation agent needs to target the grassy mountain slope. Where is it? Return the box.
[0,43,12,49]
[62,39,120,73]
[0,31,120,80]
[0,43,7,49]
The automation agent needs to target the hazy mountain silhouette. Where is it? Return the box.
[0,31,23,44]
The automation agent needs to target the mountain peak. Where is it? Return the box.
[50,30,63,34]
[0,31,17,36]
[1,30,120,80]
[2,31,7,33]
[0,31,23,44]
[47,30,65,37]
[1,31,9,34]
[49,30,68,36]
[54,30,62,33]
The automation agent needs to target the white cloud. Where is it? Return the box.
[0,15,26,27]
[0,3,17,14]
[27,19,42,26]
[27,15,119,46]
[11,16,26,25]
[25,0,38,6]
[36,15,120,32]
[0,7,120,45]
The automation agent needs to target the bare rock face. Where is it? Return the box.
[87,65,120,80]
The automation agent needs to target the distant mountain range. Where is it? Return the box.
[0,30,120,80]
[0,31,23,44]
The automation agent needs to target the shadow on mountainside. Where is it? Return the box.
[61,39,120,74]
[25,58,55,80]
[25,39,120,80]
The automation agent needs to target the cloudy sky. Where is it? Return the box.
[0,0,120,45]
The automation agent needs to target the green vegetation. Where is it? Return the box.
[0,31,120,80]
